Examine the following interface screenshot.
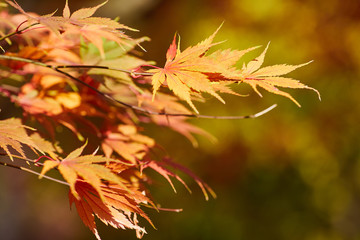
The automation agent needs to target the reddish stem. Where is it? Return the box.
[131,64,161,78]
[15,20,28,33]
[20,26,46,34]
[35,155,57,166]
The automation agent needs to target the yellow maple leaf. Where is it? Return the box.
[148,25,230,113]
[39,142,154,239]
[0,118,41,160]
[39,141,128,200]
[149,27,319,111]
[6,0,137,58]
[101,124,154,163]
[55,92,81,109]
[239,43,321,106]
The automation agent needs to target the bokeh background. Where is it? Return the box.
[1,0,359,239]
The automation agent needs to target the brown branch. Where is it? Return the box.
[0,55,277,119]
[55,64,153,77]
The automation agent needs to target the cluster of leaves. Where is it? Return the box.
[0,1,319,239]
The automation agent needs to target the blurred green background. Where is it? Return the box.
[1,0,360,239]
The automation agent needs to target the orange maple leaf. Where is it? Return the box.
[238,43,321,106]
[101,124,154,163]
[148,25,231,113]
[150,26,320,111]
[146,160,191,194]
[69,180,153,240]
[18,79,81,116]
[5,0,63,34]
[145,158,216,201]
[40,142,154,239]
[0,118,42,160]
[6,0,137,58]
[62,0,131,30]
[40,142,129,200]
[62,0,139,58]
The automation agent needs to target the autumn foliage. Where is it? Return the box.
[0,1,319,239]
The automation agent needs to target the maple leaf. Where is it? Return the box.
[146,160,191,194]
[144,158,216,201]
[40,142,154,239]
[18,81,81,116]
[238,43,321,106]
[162,158,216,201]
[61,0,139,58]
[149,26,319,111]
[30,132,62,158]
[148,25,230,113]
[5,0,64,34]
[0,118,42,160]
[69,180,153,240]
[40,142,129,200]
[7,0,138,58]
[62,0,129,30]
[101,124,154,163]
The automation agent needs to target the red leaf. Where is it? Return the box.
[70,180,152,239]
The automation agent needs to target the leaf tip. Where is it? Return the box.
[63,0,70,18]
[314,88,321,101]
[151,91,157,102]
[293,99,302,107]
[265,41,271,50]
[166,33,178,60]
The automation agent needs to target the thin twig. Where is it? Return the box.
[0,22,39,42]
[56,64,153,77]
[0,55,277,119]
[0,161,69,186]
[140,203,183,213]
[0,55,48,67]
[0,152,40,164]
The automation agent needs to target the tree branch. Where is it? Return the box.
[0,55,277,119]
[55,64,154,77]
[0,22,39,43]
[0,161,69,186]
